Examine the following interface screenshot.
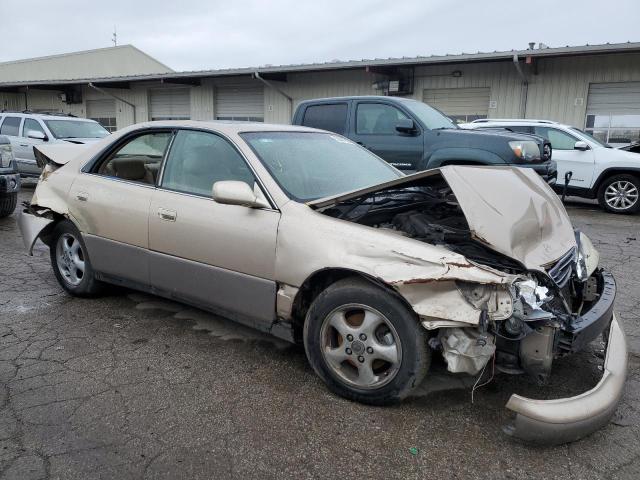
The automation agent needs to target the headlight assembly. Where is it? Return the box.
[509,140,541,161]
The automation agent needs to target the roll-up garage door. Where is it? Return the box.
[86,99,117,132]
[215,85,264,122]
[423,87,490,124]
[149,88,191,121]
[586,82,640,146]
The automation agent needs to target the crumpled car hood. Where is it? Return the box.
[309,165,576,270]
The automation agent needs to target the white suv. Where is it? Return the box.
[0,112,110,177]
[463,119,640,214]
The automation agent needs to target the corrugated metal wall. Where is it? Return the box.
[525,53,640,126]
[3,52,638,131]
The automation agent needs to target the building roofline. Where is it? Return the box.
[0,41,639,89]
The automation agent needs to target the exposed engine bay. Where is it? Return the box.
[319,174,613,384]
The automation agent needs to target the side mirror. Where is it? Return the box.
[212,180,269,208]
[395,118,417,134]
[27,130,47,141]
[574,141,589,151]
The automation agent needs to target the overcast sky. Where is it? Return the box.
[1,0,638,71]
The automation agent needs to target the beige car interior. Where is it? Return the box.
[101,157,161,185]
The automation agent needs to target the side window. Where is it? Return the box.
[534,127,578,150]
[507,125,534,134]
[96,131,173,185]
[161,130,255,197]
[356,103,409,135]
[301,104,348,134]
[0,116,22,136]
[23,119,46,138]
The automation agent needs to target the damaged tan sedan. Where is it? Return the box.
[18,121,627,445]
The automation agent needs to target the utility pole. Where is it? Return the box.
[112,26,117,46]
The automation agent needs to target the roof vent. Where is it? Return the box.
[528,42,536,50]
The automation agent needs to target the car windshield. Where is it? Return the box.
[44,120,110,139]
[400,99,458,130]
[241,131,402,201]
[569,127,611,148]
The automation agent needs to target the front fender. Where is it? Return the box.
[425,148,505,169]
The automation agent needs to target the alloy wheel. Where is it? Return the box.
[55,233,85,286]
[320,304,402,389]
[604,180,639,211]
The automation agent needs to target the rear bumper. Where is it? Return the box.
[503,314,627,445]
[0,173,20,194]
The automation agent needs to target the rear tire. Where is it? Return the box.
[303,277,430,406]
[0,193,17,218]
[49,220,103,296]
[597,174,640,214]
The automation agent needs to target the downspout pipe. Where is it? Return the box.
[253,72,293,122]
[88,82,136,124]
[512,54,529,118]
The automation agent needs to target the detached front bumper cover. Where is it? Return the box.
[504,314,627,445]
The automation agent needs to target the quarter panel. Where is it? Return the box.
[83,234,150,286]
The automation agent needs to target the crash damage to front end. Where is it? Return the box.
[310,165,627,445]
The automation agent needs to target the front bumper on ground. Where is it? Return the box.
[0,173,20,194]
[503,314,627,445]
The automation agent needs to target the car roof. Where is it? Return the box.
[127,120,325,135]
[296,95,418,104]
[471,119,571,128]
[0,111,96,122]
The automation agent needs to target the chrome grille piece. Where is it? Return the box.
[547,247,576,288]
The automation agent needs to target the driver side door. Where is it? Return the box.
[534,126,595,188]
[350,101,423,171]
[148,129,280,328]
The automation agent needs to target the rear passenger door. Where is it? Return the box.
[298,103,349,135]
[350,101,423,171]
[148,129,280,327]
[69,130,173,286]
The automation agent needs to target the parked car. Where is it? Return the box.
[19,121,626,445]
[0,134,20,217]
[292,96,556,182]
[464,119,640,214]
[619,142,640,154]
[0,111,110,178]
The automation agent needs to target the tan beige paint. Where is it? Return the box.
[26,121,571,329]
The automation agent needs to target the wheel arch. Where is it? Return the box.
[289,267,418,343]
[592,167,640,194]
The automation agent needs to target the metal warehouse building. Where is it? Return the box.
[1,41,640,145]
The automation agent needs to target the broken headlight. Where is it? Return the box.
[0,144,14,168]
[576,231,599,280]
[513,278,554,321]
[509,140,541,161]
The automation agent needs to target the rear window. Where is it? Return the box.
[301,103,348,134]
[0,116,21,136]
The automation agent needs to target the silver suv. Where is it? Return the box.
[0,111,110,177]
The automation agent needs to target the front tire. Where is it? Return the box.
[597,174,640,214]
[50,220,103,296]
[303,278,430,406]
[0,193,17,218]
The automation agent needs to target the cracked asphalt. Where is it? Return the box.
[1,185,639,480]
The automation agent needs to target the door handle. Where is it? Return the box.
[76,192,89,202]
[19,144,29,147]
[158,208,177,222]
